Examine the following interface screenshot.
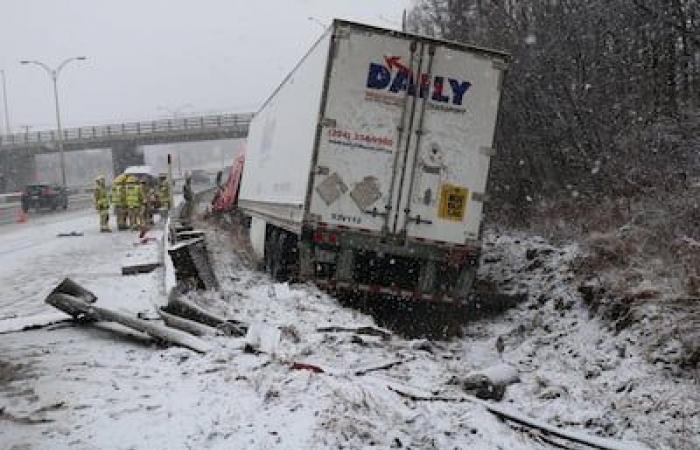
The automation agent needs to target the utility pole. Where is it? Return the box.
[0,70,10,135]
[20,56,88,188]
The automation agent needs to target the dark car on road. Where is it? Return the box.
[21,184,69,212]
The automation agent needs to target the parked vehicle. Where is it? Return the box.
[190,169,211,185]
[123,165,158,187]
[237,20,509,302]
[21,184,69,212]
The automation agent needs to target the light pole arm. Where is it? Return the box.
[56,57,85,78]
[21,60,54,78]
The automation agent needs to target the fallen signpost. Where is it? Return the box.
[157,307,219,337]
[165,294,247,336]
[45,285,211,354]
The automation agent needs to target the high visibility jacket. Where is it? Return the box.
[140,185,151,206]
[125,183,142,208]
[111,184,126,207]
[94,184,109,210]
[158,183,171,205]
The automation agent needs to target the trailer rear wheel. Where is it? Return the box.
[270,232,288,282]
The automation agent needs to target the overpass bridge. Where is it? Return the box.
[0,113,253,191]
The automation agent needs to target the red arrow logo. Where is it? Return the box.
[384,55,410,74]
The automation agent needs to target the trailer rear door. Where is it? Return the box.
[309,23,506,245]
[394,43,506,244]
[309,25,420,234]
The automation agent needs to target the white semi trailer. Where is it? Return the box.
[239,19,509,302]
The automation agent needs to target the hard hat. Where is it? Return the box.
[95,175,105,182]
[114,173,127,184]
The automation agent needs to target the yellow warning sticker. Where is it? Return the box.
[438,184,469,221]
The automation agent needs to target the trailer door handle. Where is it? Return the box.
[364,207,388,218]
[408,215,433,225]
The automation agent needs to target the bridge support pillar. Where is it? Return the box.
[0,151,36,192]
[112,142,144,176]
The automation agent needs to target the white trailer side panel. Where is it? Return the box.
[239,31,331,211]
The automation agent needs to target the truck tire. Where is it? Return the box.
[453,265,477,298]
[271,231,288,282]
[265,228,285,280]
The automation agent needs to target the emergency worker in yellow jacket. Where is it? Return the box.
[111,174,128,230]
[125,175,143,230]
[140,180,154,227]
[94,175,111,232]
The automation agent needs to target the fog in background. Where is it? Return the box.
[1,0,408,130]
[2,0,407,187]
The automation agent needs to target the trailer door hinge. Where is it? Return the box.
[320,118,336,128]
[408,215,433,225]
[364,207,388,218]
[314,166,330,176]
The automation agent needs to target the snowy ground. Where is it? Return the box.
[1,211,697,449]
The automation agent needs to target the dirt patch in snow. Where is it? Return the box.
[0,360,29,386]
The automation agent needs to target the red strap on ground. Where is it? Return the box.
[290,362,324,374]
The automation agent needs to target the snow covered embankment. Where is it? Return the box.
[159,224,694,450]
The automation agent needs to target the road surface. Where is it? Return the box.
[0,208,162,320]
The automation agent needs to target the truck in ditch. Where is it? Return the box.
[238,19,509,303]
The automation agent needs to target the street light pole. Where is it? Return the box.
[51,73,66,187]
[20,56,87,188]
[0,70,10,135]
[157,103,193,177]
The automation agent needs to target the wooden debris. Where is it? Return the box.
[157,307,219,336]
[387,385,644,450]
[317,325,392,340]
[46,292,210,353]
[56,231,83,237]
[0,407,54,425]
[166,294,246,336]
[121,262,160,275]
[354,357,416,376]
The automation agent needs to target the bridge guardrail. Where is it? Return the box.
[0,113,254,148]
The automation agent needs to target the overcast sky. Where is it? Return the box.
[1,0,410,132]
